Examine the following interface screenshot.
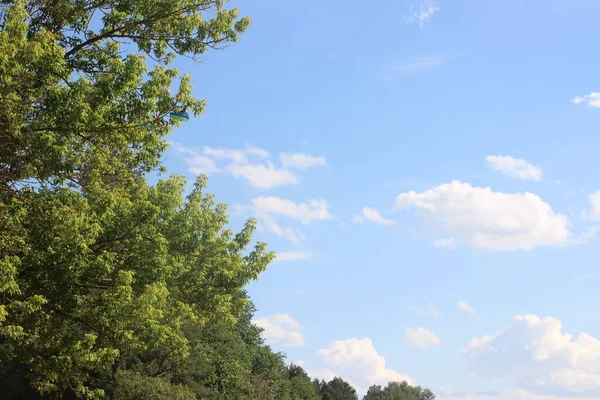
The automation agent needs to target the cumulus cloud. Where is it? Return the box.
[253,314,306,347]
[572,93,600,108]
[405,328,442,348]
[395,181,571,251]
[462,315,600,396]
[316,338,415,397]
[252,196,334,225]
[485,155,542,181]
[274,251,314,263]
[405,0,440,28]
[458,300,476,315]
[353,207,396,226]
[280,153,327,169]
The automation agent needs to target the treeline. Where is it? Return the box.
[0,0,435,399]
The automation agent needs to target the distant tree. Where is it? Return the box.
[363,381,436,400]
[313,378,327,394]
[363,385,385,399]
[321,377,358,400]
[287,364,321,400]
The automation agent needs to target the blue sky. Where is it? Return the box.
[161,1,600,398]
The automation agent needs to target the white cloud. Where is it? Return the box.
[405,1,440,28]
[256,213,303,246]
[408,305,441,318]
[305,366,337,384]
[438,389,600,400]
[587,190,600,220]
[226,162,298,189]
[434,237,456,249]
[485,155,542,181]
[186,155,221,175]
[174,144,322,189]
[280,153,327,169]
[405,328,442,348]
[204,145,270,164]
[395,181,571,251]
[462,315,600,396]
[353,207,396,226]
[236,196,333,246]
[572,93,600,108]
[274,251,314,263]
[316,338,415,397]
[253,314,306,347]
[171,144,222,174]
[252,196,334,225]
[458,300,476,315]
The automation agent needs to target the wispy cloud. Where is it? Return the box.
[572,92,600,108]
[352,207,396,226]
[253,196,334,225]
[458,300,476,315]
[380,55,446,81]
[485,155,542,181]
[204,145,270,164]
[405,327,442,348]
[173,144,327,190]
[434,238,456,249]
[274,251,315,263]
[409,305,441,318]
[225,162,299,189]
[258,213,304,246]
[587,190,600,220]
[405,1,440,28]
[280,153,327,169]
[234,196,334,246]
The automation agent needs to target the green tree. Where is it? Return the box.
[363,381,436,400]
[320,377,358,400]
[363,385,384,399]
[0,0,269,398]
[287,364,321,400]
[1,0,249,191]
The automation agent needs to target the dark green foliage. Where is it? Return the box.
[363,381,436,400]
[287,364,321,400]
[320,377,358,400]
[114,371,196,400]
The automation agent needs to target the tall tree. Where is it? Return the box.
[0,0,265,398]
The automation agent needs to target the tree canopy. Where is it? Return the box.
[363,381,436,400]
[0,0,437,399]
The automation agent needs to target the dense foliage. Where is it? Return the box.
[0,0,437,399]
